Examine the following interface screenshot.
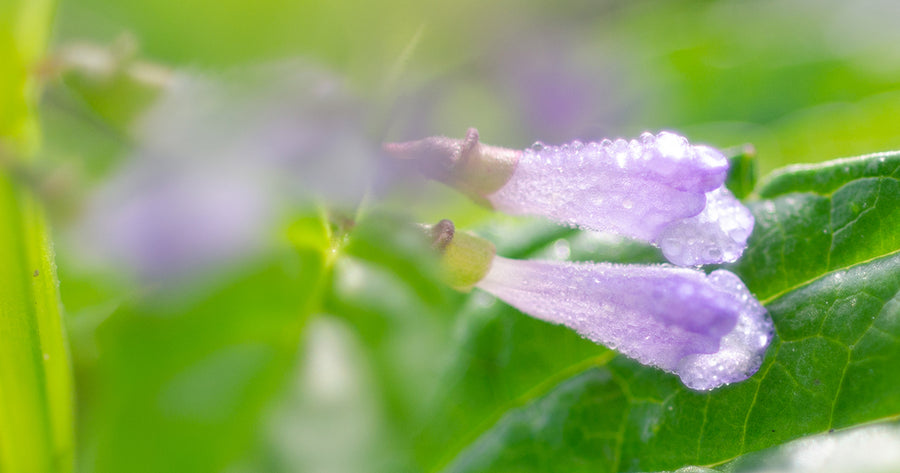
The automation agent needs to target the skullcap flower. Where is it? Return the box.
[386,129,754,266]
[428,221,772,391]
[476,256,772,390]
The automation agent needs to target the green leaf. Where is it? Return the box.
[424,151,900,472]
[737,151,900,301]
[657,419,900,473]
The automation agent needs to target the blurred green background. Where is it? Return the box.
[17,0,900,471]
[51,0,900,173]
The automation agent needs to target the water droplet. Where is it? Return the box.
[553,239,571,260]
[474,292,496,308]
[531,141,545,152]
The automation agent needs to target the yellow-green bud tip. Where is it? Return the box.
[423,219,496,291]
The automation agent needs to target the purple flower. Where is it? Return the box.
[475,256,772,390]
[385,130,755,266]
[486,132,753,266]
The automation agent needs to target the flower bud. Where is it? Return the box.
[422,219,496,291]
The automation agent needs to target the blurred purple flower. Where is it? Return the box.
[74,61,382,281]
[486,131,753,266]
[489,33,628,142]
[476,256,772,390]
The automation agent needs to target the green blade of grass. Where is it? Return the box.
[0,0,74,471]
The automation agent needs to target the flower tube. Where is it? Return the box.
[427,220,772,391]
[476,256,772,391]
[385,129,754,266]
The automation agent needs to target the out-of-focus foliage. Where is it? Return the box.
[0,0,895,472]
[51,0,900,174]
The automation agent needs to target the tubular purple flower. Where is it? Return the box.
[475,257,773,391]
[385,130,755,266]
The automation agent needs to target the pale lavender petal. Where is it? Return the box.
[656,186,755,266]
[475,256,772,390]
[485,132,729,243]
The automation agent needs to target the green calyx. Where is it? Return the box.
[382,128,521,206]
[426,219,496,291]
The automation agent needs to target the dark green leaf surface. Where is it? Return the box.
[429,151,900,472]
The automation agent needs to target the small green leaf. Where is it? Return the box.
[724,144,758,200]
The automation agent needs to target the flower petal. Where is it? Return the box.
[656,186,755,266]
